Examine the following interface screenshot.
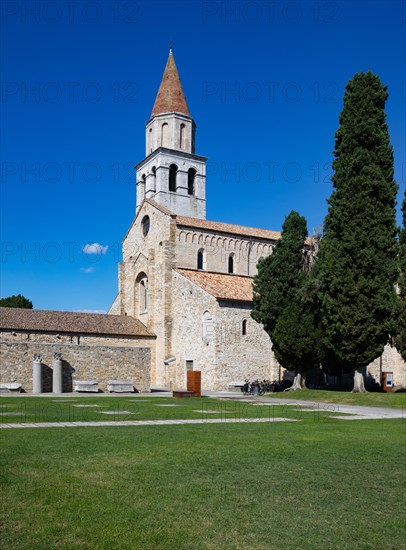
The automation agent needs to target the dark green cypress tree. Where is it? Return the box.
[394,192,406,360]
[317,72,398,392]
[272,277,320,388]
[252,211,319,389]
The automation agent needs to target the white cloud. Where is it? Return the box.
[80,267,95,274]
[83,243,109,255]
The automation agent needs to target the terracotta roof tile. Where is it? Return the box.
[151,51,190,117]
[140,199,283,242]
[137,200,313,246]
[0,308,155,338]
[175,269,253,302]
[176,215,314,246]
[175,216,282,242]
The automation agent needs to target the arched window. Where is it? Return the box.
[228,254,234,274]
[139,278,149,313]
[180,123,185,149]
[136,273,149,315]
[242,319,247,336]
[169,164,177,192]
[188,168,196,196]
[141,215,150,237]
[161,123,168,147]
[197,249,205,270]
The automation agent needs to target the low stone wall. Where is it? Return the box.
[0,342,151,393]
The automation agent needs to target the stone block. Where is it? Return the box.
[74,380,99,393]
[107,380,134,393]
[0,382,22,393]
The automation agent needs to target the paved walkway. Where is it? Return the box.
[0,417,298,429]
[231,397,405,420]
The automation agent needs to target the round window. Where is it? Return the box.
[142,215,150,237]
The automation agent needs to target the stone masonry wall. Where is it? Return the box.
[0,337,151,393]
[171,272,278,390]
[0,331,154,348]
[119,201,178,387]
[214,301,277,389]
[175,227,276,277]
[171,271,218,389]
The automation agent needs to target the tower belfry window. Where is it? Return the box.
[188,168,196,196]
[150,166,156,193]
[169,164,177,192]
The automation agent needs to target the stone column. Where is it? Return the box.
[32,354,42,394]
[52,352,63,394]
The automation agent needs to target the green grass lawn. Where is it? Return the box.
[267,389,406,409]
[0,402,405,549]
[0,396,344,424]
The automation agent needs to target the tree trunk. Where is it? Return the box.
[352,367,368,393]
[285,372,306,391]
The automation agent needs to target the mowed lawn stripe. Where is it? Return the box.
[0,419,404,549]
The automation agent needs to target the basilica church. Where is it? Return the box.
[0,50,404,393]
[108,47,280,389]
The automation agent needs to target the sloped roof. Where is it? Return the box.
[175,215,282,242]
[151,49,190,117]
[175,269,253,302]
[0,308,155,338]
[137,200,313,245]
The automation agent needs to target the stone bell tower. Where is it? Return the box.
[135,47,207,219]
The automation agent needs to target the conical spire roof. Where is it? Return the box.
[151,48,190,117]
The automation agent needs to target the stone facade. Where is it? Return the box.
[0,331,151,393]
[136,148,206,219]
[214,301,278,389]
[171,275,278,390]
[175,225,276,276]
[112,197,282,389]
[0,310,154,394]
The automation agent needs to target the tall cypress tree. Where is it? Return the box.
[271,276,320,389]
[252,211,319,389]
[317,72,398,392]
[394,192,406,360]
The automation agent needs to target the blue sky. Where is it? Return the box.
[1,0,405,312]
